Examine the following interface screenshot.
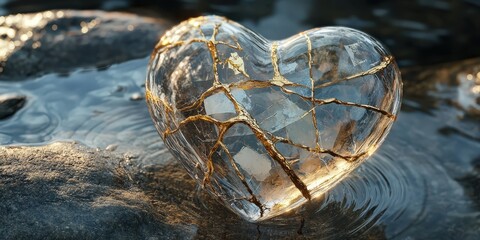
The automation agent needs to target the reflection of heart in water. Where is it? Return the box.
[146,15,402,222]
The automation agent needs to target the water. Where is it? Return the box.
[1,0,480,239]
[0,58,171,167]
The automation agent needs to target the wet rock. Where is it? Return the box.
[0,93,26,119]
[0,142,190,239]
[0,10,172,80]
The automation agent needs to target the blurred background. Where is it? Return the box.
[2,0,480,67]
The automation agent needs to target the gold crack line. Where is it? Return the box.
[194,22,207,39]
[268,81,395,118]
[160,78,305,202]
[195,21,242,50]
[167,81,392,163]
[163,102,312,201]
[220,86,312,200]
[204,122,233,186]
[314,98,395,119]
[166,80,391,162]
[177,79,310,112]
[210,78,389,120]
[145,88,173,113]
[155,24,258,198]
[156,28,393,92]
[303,32,322,150]
[271,41,282,80]
[233,108,357,162]
[178,77,313,114]
[178,85,225,112]
[314,56,394,89]
[229,34,243,51]
[146,88,176,135]
[207,23,222,85]
[163,114,221,138]
[163,85,367,199]
[232,79,310,89]
[147,89,242,193]
[249,80,395,118]
[274,136,364,162]
[246,120,312,200]
[159,107,262,208]
[153,38,208,56]
[345,55,394,80]
[183,78,394,119]
[216,40,243,50]
[163,108,361,163]
[163,97,359,162]
[220,142,265,217]
[270,42,303,87]
[153,37,241,58]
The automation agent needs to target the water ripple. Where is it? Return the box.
[0,58,171,166]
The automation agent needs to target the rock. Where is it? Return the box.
[0,142,190,239]
[0,10,172,80]
[0,93,26,119]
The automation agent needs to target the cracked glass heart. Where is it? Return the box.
[146,16,402,222]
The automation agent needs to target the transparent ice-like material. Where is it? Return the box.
[146,16,402,222]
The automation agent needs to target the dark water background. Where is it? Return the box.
[4,0,480,67]
[1,0,480,239]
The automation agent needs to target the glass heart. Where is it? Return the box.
[146,16,402,222]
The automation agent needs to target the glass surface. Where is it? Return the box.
[146,16,402,221]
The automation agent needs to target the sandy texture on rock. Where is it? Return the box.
[0,142,191,239]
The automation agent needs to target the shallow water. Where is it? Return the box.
[1,0,480,239]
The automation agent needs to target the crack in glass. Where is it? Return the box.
[146,16,401,221]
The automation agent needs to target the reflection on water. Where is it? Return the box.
[1,0,480,238]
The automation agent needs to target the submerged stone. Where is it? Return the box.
[0,93,26,120]
[146,16,402,222]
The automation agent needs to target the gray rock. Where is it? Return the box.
[0,142,192,239]
[0,10,172,80]
[0,93,26,119]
